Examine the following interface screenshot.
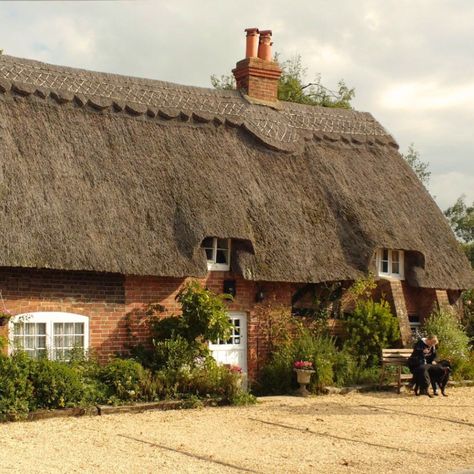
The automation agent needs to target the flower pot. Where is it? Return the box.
[294,369,315,397]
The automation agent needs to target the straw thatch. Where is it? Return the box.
[0,55,472,289]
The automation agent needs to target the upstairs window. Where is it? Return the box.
[202,237,231,271]
[376,249,404,279]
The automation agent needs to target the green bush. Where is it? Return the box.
[99,358,151,403]
[461,289,474,343]
[28,359,85,410]
[147,281,232,346]
[67,351,109,405]
[259,329,342,394]
[152,336,203,371]
[0,352,32,419]
[152,357,247,403]
[258,338,299,395]
[456,351,474,380]
[344,299,400,367]
[424,308,471,380]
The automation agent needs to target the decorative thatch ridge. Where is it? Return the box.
[0,55,472,289]
[0,55,395,152]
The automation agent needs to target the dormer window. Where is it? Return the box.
[202,237,231,271]
[376,249,404,279]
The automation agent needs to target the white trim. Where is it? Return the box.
[203,237,231,271]
[8,312,90,359]
[376,249,405,280]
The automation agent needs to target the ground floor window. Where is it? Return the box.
[9,312,89,360]
[408,314,421,338]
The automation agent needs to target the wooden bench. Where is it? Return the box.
[380,349,413,393]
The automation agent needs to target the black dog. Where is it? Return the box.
[414,360,452,397]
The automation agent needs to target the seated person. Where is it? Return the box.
[407,335,438,396]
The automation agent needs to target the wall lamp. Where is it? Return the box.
[255,288,265,303]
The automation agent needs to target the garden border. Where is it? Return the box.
[0,398,226,423]
[2,380,473,424]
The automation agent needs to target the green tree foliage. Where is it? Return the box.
[210,74,235,90]
[401,143,431,187]
[211,54,355,109]
[444,195,474,267]
[461,289,474,343]
[444,195,474,243]
[277,55,354,108]
[423,308,472,379]
[175,280,232,343]
[344,299,400,367]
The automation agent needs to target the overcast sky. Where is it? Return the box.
[1,0,473,210]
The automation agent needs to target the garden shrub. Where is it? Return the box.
[259,342,296,394]
[0,352,32,419]
[423,308,471,380]
[259,329,344,394]
[152,336,203,371]
[99,358,151,403]
[344,299,400,367]
[28,358,85,410]
[67,351,109,405]
[461,289,474,343]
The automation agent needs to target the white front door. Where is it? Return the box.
[209,312,248,376]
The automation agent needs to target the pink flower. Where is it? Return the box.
[229,365,242,374]
[294,360,313,370]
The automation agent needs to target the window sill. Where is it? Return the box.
[206,262,230,272]
[377,274,405,281]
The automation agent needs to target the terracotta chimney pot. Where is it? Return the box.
[258,30,273,61]
[245,28,259,58]
[232,28,281,103]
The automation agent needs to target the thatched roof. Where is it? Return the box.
[0,55,472,289]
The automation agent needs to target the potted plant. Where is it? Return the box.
[227,364,243,388]
[293,360,315,396]
[0,308,12,326]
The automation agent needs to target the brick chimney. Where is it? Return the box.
[232,28,282,103]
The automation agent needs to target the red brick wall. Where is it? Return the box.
[402,284,437,324]
[0,268,126,357]
[0,267,294,380]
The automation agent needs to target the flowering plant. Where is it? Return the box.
[293,360,313,370]
[228,365,243,374]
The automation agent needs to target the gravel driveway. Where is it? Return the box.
[1,387,474,474]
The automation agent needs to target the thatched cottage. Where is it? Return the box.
[0,29,472,379]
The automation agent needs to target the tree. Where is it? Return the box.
[402,143,431,187]
[276,55,354,108]
[445,195,474,243]
[211,54,355,109]
[444,195,474,267]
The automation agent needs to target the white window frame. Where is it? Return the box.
[8,312,90,359]
[203,237,231,271]
[376,249,405,280]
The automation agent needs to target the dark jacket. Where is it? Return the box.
[408,338,437,370]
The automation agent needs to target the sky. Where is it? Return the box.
[0,0,473,210]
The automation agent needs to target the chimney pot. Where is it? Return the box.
[258,30,273,61]
[232,28,281,103]
[245,28,259,58]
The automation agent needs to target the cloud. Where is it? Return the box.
[430,172,474,210]
[380,80,474,111]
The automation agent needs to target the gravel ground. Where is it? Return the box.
[1,387,474,474]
